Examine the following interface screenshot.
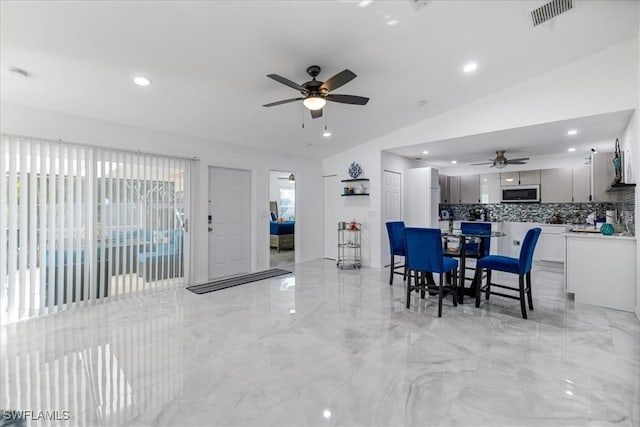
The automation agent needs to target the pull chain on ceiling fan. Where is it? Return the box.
[263,65,370,119]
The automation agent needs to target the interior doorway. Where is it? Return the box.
[382,170,402,267]
[208,166,251,279]
[269,170,296,268]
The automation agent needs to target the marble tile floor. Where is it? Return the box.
[1,259,638,426]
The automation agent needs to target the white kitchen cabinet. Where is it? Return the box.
[565,234,636,312]
[460,174,480,204]
[572,164,591,202]
[500,172,519,186]
[536,225,567,262]
[448,176,461,204]
[540,168,572,203]
[519,170,541,185]
[480,173,501,204]
[439,174,449,204]
[591,152,621,202]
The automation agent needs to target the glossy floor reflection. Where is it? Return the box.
[1,260,639,426]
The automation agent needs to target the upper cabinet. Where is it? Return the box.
[460,174,480,203]
[439,174,449,204]
[448,176,461,204]
[480,173,501,204]
[540,168,572,203]
[519,170,541,185]
[500,172,519,186]
[572,164,591,203]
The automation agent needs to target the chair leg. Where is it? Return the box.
[437,273,444,317]
[389,255,395,285]
[519,274,527,319]
[420,272,426,299]
[485,270,492,300]
[452,268,458,307]
[526,271,534,311]
[403,264,407,282]
[474,267,483,308]
[405,269,412,308]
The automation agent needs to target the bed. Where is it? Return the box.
[269,201,294,252]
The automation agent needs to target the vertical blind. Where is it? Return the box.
[1,134,192,323]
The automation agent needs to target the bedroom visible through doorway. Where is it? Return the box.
[269,171,295,268]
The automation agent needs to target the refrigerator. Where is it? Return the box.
[405,167,440,228]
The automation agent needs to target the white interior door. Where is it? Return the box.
[382,170,402,267]
[323,175,339,259]
[208,166,251,279]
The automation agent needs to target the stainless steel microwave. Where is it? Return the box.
[501,185,540,203]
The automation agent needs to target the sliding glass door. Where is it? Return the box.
[1,134,192,323]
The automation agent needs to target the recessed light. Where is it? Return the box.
[568,147,576,152]
[289,309,296,314]
[133,76,151,87]
[451,160,457,164]
[567,129,578,136]
[323,409,332,419]
[565,390,573,396]
[386,19,399,26]
[422,150,429,155]
[358,0,372,7]
[463,62,478,73]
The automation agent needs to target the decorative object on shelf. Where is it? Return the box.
[612,138,622,185]
[600,223,615,235]
[348,162,363,179]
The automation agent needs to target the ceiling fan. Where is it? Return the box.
[471,150,530,169]
[263,65,369,119]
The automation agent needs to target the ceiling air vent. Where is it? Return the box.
[530,0,573,27]
[407,0,431,12]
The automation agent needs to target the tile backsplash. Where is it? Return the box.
[440,194,635,236]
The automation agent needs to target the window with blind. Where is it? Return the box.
[0,134,192,323]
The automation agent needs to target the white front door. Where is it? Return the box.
[323,175,340,260]
[208,166,251,279]
[382,170,402,267]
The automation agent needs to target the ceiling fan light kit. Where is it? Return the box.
[264,65,369,119]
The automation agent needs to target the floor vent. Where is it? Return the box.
[530,0,574,27]
[407,0,431,12]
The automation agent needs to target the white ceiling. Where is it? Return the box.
[1,1,638,159]
[388,109,635,173]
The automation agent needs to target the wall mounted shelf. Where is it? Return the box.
[341,178,369,182]
[341,193,369,197]
[606,183,636,192]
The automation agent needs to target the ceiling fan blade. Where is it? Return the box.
[507,157,530,162]
[266,74,308,93]
[320,69,357,92]
[311,108,323,119]
[508,161,528,165]
[262,97,303,107]
[326,94,369,105]
[471,162,495,166]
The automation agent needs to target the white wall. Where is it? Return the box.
[636,11,640,321]
[1,103,324,284]
[322,146,381,268]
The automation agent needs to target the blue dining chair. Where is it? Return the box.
[404,227,458,317]
[473,227,541,319]
[385,221,407,285]
[445,222,492,302]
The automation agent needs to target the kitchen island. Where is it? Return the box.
[565,232,636,312]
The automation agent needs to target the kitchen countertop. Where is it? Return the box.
[564,232,636,241]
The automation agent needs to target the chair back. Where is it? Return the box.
[405,227,445,273]
[386,221,406,256]
[518,227,542,273]
[461,222,491,257]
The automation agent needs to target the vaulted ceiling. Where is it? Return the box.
[1,1,638,158]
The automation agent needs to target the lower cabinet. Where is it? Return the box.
[536,225,567,263]
[565,234,636,312]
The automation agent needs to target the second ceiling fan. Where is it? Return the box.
[263,65,369,119]
[471,150,530,169]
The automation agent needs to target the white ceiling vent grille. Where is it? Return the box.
[530,0,574,27]
[407,0,432,12]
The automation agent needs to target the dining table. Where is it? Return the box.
[441,228,507,303]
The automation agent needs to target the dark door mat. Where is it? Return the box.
[187,269,293,295]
